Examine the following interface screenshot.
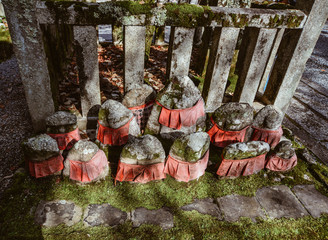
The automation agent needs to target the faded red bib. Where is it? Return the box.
[48,128,81,150]
[156,98,205,130]
[115,161,166,183]
[69,150,108,183]
[97,117,133,146]
[266,154,297,172]
[128,101,154,130]
[251,126,283,148]
[207,117,249,148]
[217,153,266,177]
[164,150,209,182]
[28,154,64,178]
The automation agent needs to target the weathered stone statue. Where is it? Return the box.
[164,132,210,182]
[116,135,166,183]
[266,140,297,172]
[145,76,206,140]
[96,99,140,146]
[249,105,284,148]
[23,134,63,178]
[122,84,156,131]
[207,102,254,148]
[46,111,81,150]
[63,140,109,184]
[217,141,270,177]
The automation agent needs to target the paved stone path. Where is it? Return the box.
[35,185,328,229]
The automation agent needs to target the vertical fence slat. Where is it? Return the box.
[233,28,277,104]
[202,27,240,112]
[3,0,55,132]
[123,26,146,92]
[73,26,101,128]
[264,0,328,113]
[167,27,195,79]
[257,28,285,95]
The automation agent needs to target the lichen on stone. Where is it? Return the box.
[99,99,133,128]
[22,134,60,162]
[170,132,210,162]
[223,141,270,160]
[120,135,165,165]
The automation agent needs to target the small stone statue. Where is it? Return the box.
[23,134,63,178]
[165,132,210,182]
[217,141,270,177]
[63,140,109,184]
[207,102,254,148]
[145,76,206,140]
[96,99,140,146]
[250,105,283,148]
[266,141,297,172]
[122,84,156,131]
[46,111,81,150]
[116,135,166,183]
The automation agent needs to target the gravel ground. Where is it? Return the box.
[0,57,33,197]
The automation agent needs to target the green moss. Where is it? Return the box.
[171,137,208,163]
[1,150,328,239]
[98,108,108,122]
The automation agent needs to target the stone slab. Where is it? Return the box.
[217,195,265,222]
[294,81,328,119]
[286,97,328,141]
[83,204,127,227]
[292,185,328,218]
[181,198,222,220]
[256,185,309,219]
[131,208,174,230]
[35,200,82,227]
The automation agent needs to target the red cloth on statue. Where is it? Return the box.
[69,150,108,183]
[266,154,297,172]
[28,154,64,178]
[97,117,133,146]
[216,153,266,177]
[207,117,249,148]
[48,128,81,150]
[251,126,283,148]
[128,101,154,130]
[115,161,166,183]
[156,98,205,130]
[164,150,209,182]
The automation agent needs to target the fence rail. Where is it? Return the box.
[2,0,328,132]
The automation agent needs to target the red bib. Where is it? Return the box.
[251,126,283,148]
[207,117,249,148]
[28,154,64,178]
[69,150,108,183]
[156,98,205,130]
[97,117,133,146]
[48,128,81,150]
[128,101,154,130]
[164,150,209,182]
[266,154,297,172]
[115,161,165,183]
[217,153,266,177]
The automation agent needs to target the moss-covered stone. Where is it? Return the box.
[170,132,210,163]
[223,141,270,160]
[46,111,78,134]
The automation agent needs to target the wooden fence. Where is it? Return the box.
[2,0,328,132]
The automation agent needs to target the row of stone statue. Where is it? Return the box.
[22,75,297,183]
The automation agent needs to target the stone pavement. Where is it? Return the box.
[284,21,328,163]
[34,185,328,229]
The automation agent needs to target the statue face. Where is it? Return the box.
[214,103,254,131]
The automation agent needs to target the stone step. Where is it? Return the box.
[34,185,328,228]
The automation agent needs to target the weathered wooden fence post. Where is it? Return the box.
[263,0,328,113]
[2,0,55,132]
